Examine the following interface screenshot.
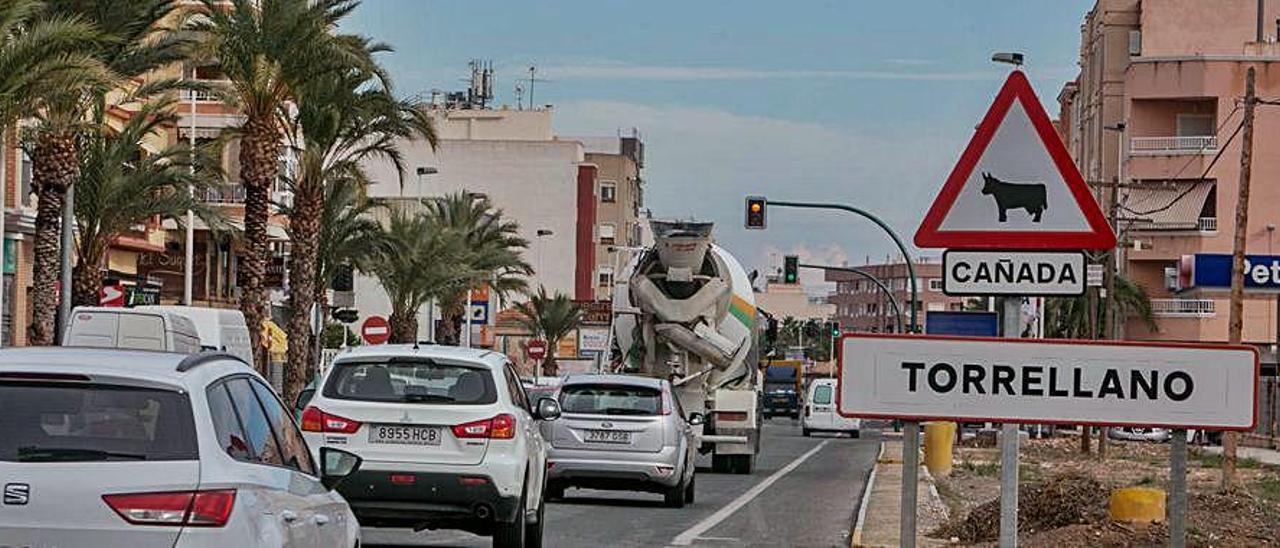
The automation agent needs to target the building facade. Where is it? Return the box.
[825,259,967,333]
[1059,0,1280,346]
[574,132,645,301]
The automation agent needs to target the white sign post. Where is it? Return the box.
[943,251,1085,296]
[837,334,1259,430]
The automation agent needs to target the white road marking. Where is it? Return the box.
[668,439,832,546]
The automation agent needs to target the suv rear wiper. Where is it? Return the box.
[17,447,148,462]
[402,393,455,403]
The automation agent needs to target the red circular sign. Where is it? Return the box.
[526,339,548,360]
[361,316,391,345]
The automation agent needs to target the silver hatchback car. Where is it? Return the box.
[541,375,702,508]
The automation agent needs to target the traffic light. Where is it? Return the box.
[331,264,354,292]
[830,320,840,338]
[783,255,799,284]
[745,196,767,229]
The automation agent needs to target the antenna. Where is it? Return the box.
[514,82,524,110]
[526,65,552,108]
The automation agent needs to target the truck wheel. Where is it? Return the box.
[664,477,687,508]
[732,454,754,475]
[545,482,565,502]
[712,454,732,473]
[802,428,812,437]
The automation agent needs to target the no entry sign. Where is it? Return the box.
[361,315,391,345]
[837,334,1258,430]
[526,339,548,361]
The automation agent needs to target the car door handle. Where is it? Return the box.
[313,514,331,526]
[280,510,299,523]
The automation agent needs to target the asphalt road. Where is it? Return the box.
[364,419,881,548]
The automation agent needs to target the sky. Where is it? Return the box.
[344,0,1096,288]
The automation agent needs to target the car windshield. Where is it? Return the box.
[0,381,198,462]
[812,385,834,405]
[324,359,497,405]
[559,384,662,416]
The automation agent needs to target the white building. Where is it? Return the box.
[354,107,599,344]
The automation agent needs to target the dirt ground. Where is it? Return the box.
[930,434,1280,546]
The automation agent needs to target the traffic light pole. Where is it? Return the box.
[799,263,904,333]
[767,200,919,333]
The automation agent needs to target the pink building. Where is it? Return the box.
[1059,0,1280,351]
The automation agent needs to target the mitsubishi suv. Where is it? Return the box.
[300,345,562,547]
[0,348,364,547]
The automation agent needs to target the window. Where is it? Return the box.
[559,384,662,416]
[0,381,197,462]
[324,359,498,405]
[600,181,617,203]
[223,378,284,466]
[503,365,530,410]
[599,223,616,245]
[812,384,833,405]
[207,383,252,461]
[249,379,314,475]
[928,279,944,292]
[598,267,614,287]
[1176,114,1214,137]
[18,149,32,208]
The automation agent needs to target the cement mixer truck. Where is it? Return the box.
[611,220,764,474]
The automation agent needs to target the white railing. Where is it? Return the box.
[181,88,220,102]
[1198,217,1218,232]
[202,184,246,204]
[1150,298,1216,317]
[1130,135,1217,155]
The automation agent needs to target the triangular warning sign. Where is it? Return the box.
[914,71,1116,250]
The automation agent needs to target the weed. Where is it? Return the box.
[1198,453,1260,469]
[1256,475,1280,504]
[1134,476,1158,487]
[960,460,1000,477]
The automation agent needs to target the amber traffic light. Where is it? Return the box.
[745,196,767,229]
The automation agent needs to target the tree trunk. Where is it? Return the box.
[72,243,107,308]
[542,356,557,377]
[437,294,464,345]
[389,308,417,344]
[283,180,323,408]
[29,132,78,346]
[238,116,281,374]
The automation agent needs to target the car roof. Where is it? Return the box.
[0,347,252,388]
[332,344,505,369]
[561,374,665,389]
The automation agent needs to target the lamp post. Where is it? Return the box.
[415,166,437,340]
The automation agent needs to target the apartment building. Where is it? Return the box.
[571,132,646,301]
[825,259,966,333]
[1058,0,1280,347]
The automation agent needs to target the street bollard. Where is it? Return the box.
[923,421,956,477]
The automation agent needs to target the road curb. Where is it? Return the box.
[850,440,886,547]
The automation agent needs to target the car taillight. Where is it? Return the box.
[452,414,517,439]
[716,411,749,422]
[103,489,235,527]
[661,388,672,416]
[300,406,361,434]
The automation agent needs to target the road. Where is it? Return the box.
[364,419,881,548]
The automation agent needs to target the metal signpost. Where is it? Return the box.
[913,70,1120,547]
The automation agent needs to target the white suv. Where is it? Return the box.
[0,347,364,547]
[301,345,562,548]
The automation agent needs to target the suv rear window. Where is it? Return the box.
[324,359,497,404]
[0,382,197,462]
[560,384,662,416]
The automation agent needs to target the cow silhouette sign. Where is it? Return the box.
[980,172,1046,223]
[914,71,1116,251]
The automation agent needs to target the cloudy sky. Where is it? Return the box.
[345,0,1093,287]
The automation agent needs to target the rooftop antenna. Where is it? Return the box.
[526,65,552,108]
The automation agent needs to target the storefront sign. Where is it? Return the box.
[574,300,612,325]
[1180,253,1280,292]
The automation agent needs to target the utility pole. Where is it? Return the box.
[1098,122,1125,459]
[1225,66,1257,490]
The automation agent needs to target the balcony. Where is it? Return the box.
[202,184,246,204]
[1150,298,1215,317]
[1198,217,1217,232]
[1130,136,1217,155]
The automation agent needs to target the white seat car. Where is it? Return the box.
[300,345,562,548]
[802,378,861,437]
[0,347,363,547]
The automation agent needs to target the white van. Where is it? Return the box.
[64,307,203,354]
[135,305,254,363]
[802,378,861,437]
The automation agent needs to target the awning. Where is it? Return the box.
[161,217,289,240]
[1119,181,1214,230]
[262,320,287,362]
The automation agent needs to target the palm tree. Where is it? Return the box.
[71,99,222,307]
[424,192,532,345]
[0,0,103,125]
[516,287,583,376]
[276,64,433,402]
[366,206,477,344]
[1045,274,1156,339]
[192,0,380,369]
[26,0,192,344]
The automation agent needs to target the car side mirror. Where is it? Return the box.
[320,447,362,490]
[535,397,562,421]
[687,412,705,426]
